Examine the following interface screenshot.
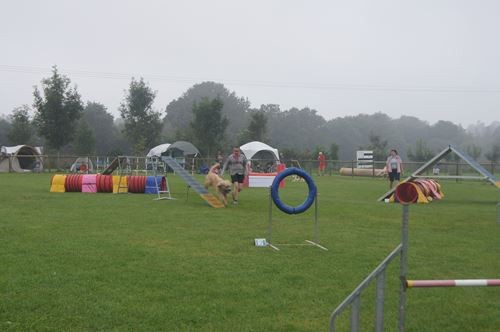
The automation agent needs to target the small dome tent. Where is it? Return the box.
[147,141,200,172]
[147,141,200,158]
[167,141,200,157]
[147,143,171,157]
[0,145,43,173]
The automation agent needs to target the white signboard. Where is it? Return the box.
[356,150,373,169]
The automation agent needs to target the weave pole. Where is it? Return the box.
[407,279,500,288]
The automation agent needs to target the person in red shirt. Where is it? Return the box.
[317,151,326,176]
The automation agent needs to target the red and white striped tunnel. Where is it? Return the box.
[406,279,500,288]
[394,182,420,204]
[394,179,443,204]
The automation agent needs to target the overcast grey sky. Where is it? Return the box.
[1,0,499,126]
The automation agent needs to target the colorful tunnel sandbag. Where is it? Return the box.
[145,176,166,194]
[82,174,98,193]
[392,179,444,204]
[96,175,113,193]
[50,174,67,193]
[112,175,128,193]
[127,175,147,193]
[65,174,83,192]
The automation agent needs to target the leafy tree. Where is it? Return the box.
[82,102,116,155]
[329,142,339,160]
[237,129,251,146]
[119,78,162,155]
[466,144,482,160]
[246,111,268,142]
[407,139,434,161]
[238,110,269,145]
[191,97,228,157]
[164,82,250,144]
[485,143,500,163]
[33,66,84,152]
[359,133,388,161]
[267,107,327,151]
[73,119,95,155]
[8,105,34,145]
[0,116,11,146]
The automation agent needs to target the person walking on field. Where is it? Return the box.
[221,146,247,205]
[317,151,326,176]
[386,149,403,189]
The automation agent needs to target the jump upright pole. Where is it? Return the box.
[398,204,409,332]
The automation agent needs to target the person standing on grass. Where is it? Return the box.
[221,146,247,205]
[386,149,403,189]
[317,151,326,176]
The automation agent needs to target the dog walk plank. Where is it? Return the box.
[200,193,225,208]
[163,157,225,208]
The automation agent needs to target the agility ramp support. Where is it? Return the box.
[163,156,224,208]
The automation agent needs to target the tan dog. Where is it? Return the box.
[204,164,232,207]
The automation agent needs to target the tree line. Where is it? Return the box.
[1,66,499,163]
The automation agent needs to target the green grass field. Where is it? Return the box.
[1,173,499,331]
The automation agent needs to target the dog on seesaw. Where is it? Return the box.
[204,164,232,207]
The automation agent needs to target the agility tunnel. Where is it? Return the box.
[65,174,83,192]
[50,174,166,195]
[96,175,113,193]
[145,176,166,194]
[50,174,67,192]
[127,175,146,193]
[390,179,444,204]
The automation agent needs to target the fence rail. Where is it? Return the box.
[329,244,403,332]
[0,154,497,176]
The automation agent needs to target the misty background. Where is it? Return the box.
[0,1,499,161]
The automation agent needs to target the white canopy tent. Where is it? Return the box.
[240,142,281,186]
[239,141,279,161]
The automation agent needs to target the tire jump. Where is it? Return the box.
[271,167,317,214]
[266,167,327,251]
